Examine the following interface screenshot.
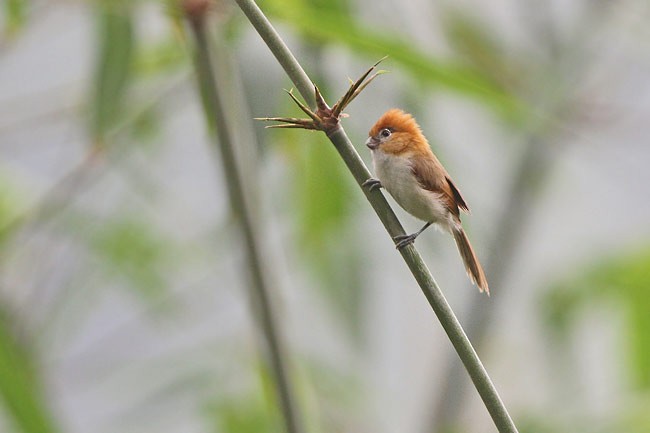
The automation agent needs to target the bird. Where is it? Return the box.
[363,108,489,294]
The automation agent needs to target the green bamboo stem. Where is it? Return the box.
[232,1,519,432]
[187,16,304,433]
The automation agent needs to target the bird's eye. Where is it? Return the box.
[380,128,392,138]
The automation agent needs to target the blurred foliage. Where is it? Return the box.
[210,397,278,433]
[204,354,361,433]
[90,2,192,146]
[91,1,135,142]
[516,415,564,433]
[127,105,162,143]
[274,114,365,334]
[2,0,27,37]
[205,361,280,433]
[301,356,361,432]
[441,9,524,94]
[0,175,24,247]
[617,394,650,433]
[0,307,59,433]
[134,36,187,77]
[291,137,352,252]
[261,0,523,120]
[516,395,650,433]
[542,246,650,389]
[89,217,172,306]
[161,0,184,28]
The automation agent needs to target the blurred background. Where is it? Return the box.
[1,0,649,432]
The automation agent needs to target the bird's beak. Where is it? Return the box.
[365,136,379,150]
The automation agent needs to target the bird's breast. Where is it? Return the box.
[372,150,450,226]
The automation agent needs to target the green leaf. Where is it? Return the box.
[128,105,161,144]
[617,393,650,433]
[210,398,278,433]
[0,307,60,433]
[134,37,187,76]
[203,360,280,433]
[0,175,24,247]
[542,246,650,389]
[90,217,171,305]
[297,140,353,250]
[3,0,28,37]
[162,0,184,28]
[91,2,135,141]
[442,9,524,93]
[275,123,366,333]
[264,2,524,120]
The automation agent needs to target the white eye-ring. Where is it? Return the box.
[380,128,392,138]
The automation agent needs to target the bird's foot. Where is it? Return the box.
[362,178,382,192]
[393,233,418,249]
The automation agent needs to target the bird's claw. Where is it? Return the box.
[362,178,382,192]
[393,233,418,249]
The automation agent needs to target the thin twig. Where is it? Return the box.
[186,14,304,433]
[233,1,519,432]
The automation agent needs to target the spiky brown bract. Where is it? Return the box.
[369,108,430,156]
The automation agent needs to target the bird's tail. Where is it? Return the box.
[453,227,489,295]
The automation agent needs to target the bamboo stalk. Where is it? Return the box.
[186,13,304,433]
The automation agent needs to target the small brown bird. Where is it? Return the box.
[364,109,489,294]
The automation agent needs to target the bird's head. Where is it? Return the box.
[366,109,429,156]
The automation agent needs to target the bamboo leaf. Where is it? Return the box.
[91,2,135,141]
[542,246,650,389]
[3,0,28,37]
[442,9,525,93]
[214,403,277,433]
[204,362,279,433]
[0,175,24,247]
[264,2,523,120]
[0,308,60,433]
[90,217,171,306]
[134,36,187,76]
[128,105,161,144]
[298,140,353,248]
[275,120,365,334]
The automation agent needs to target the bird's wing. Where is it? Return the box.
[410,155,470,214]
[445,176,470,214]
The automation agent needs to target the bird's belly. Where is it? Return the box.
[374,153,449,224]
